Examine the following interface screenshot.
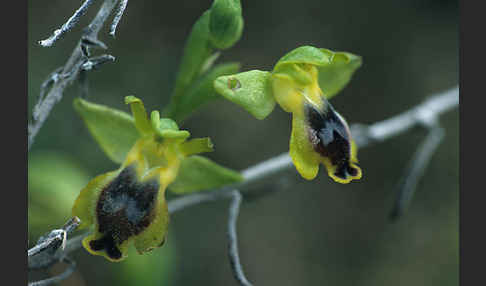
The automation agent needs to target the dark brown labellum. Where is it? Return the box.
[305,103,359,180]
[90,165,159,260]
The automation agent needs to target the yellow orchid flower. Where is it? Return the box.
[272,63,361,183]
[72,96,214,261]
[214,46,362,183]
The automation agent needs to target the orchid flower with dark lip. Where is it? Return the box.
[214,46,362,183]
[272,59,362,183]
[72,96,216,261]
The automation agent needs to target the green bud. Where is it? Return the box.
[209,0,244,49]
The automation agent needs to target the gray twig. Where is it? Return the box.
[38,0,96,47]
[28,217,81,270]
[110,0,129,37]
[29,0,120,151]
[389,126,446,221]
[28,217,80,258]
[81,54,116,71]
[168,190,233,213]
[80,35,108,57]
[27,230,65,258]
[353,86,458,147]
[36,67,64,109]
[227,190,253,286]
[28,257,76,286]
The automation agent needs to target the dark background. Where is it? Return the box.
[28,0,458,285]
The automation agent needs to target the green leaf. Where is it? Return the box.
[273,46,361,99]
[168,155,243,194]
[214,70,276,120]
[167,11,213,113]
[168,62,241,122]
[74,98,139,164]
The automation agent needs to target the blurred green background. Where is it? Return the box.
[28,0,458,285]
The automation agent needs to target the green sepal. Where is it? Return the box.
[73,98,139,164]
[214,70,276,120]
[150,110,163,132]
[316,50,362,98]
[168,155,243,194]
[209,0,244,49]
[167,62,241,122]
[274,46,332,70]
[180,137,214,156]
[273,46,362,99]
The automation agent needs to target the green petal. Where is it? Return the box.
[133,196,169,254]
[150,110,162,131]
[73,98,139,164]
[179,137,214,156]
[72,170,119,229]
[214,70,276,120]
[149,110,190,140]
[168,155,243,194]
[158,129,191,140]
[151,111,181,132]
[125,96,153,135]
[289,115,319,180]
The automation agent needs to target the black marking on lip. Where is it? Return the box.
[89,234,122,260]
[91,165,160,260]
[305,103,358,179]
